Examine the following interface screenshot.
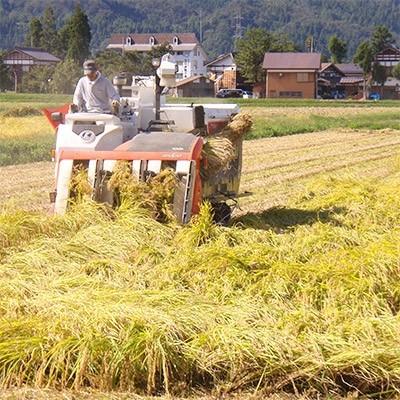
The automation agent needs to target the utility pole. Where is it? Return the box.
[194,10,203,43]
[305,36,315,52]
[199,9,203,43]
[12,67,18,93]
[233,9,243,51]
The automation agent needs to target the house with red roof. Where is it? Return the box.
[107,32,207,80]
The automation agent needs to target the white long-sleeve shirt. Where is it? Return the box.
[73,72,120,113]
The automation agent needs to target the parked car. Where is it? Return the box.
[216,89,231,98]
[216,89,243,98]
[321,92,334,99]
[369,92,381,101]
[242,91,253,99]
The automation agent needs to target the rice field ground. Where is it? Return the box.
[1,93,400,166]
[2,95,400,399]
[1,127,399,214]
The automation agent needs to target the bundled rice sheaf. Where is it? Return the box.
[202,112,252,174]
[221,111,253,141]
[202,136,236,174]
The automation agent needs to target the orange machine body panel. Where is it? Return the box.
[56,137,204,217]
[43,104,70,130]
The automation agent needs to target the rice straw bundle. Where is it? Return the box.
[108,161,177,221]
[201,112,252,176]
[221,112,253,141]
[202,136,236,175]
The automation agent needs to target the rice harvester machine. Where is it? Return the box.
[45,54,242,224]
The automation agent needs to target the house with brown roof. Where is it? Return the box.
[375,46,400,75]
[263,52,321,99]
[206,53,237,91]
[3,47,61,91]
[107,33,207,80]
[317,63,364,99]
[318,62,365,98]
[3,47,61,72]
[170,75,214,97]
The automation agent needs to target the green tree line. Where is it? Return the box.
[1,0,400,58]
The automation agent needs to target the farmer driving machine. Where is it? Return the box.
[44,54,251,224]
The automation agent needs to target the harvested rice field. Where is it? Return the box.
[2,97,400,399]
[1,128,399,215]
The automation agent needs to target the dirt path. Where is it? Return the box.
[1,129,399,213]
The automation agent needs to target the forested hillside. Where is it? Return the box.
[1,0,400,59]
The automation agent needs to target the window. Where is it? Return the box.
[173,36,179,45]
[279,91,303,98]
[126,37,132,45]
[176,51,183,55]
[297,73,310,82]
[149,36,155,45]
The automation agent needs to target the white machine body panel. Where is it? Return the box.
[162,103,240,123]
[56,113,124,152]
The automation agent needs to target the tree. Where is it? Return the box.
[49,59,81,94]
[95,49,141,79]
[328,35,347,63]
[354,40,374,99]
[25,18,43,48]
[372,62,386,96]
[62,6,91,64]
[354,26,394,99]
[40,7,62,55]
[370,25,394,54]
[21,65,55,93]
[236,28,295,83]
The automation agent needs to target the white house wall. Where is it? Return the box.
[109,41,207,81]
[173,46,207,79]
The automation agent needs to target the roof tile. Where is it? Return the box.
[263,52,321,70]
[109,33,199,45]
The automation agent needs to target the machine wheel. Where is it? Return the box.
[211,202,231,226]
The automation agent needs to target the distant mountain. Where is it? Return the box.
[1,0,400,60]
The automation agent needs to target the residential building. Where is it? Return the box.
[375,46,400,75]
[3,47,61,73]
[171,75,214,97]
[3,47,61,91]
[318,62,364,98]
[107,33,207,80]
[371,77,400,99]
[335,63,364,98]
[263,52,321,99]
[206,53,237,91]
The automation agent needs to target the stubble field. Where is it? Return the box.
[1,96,400,399]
